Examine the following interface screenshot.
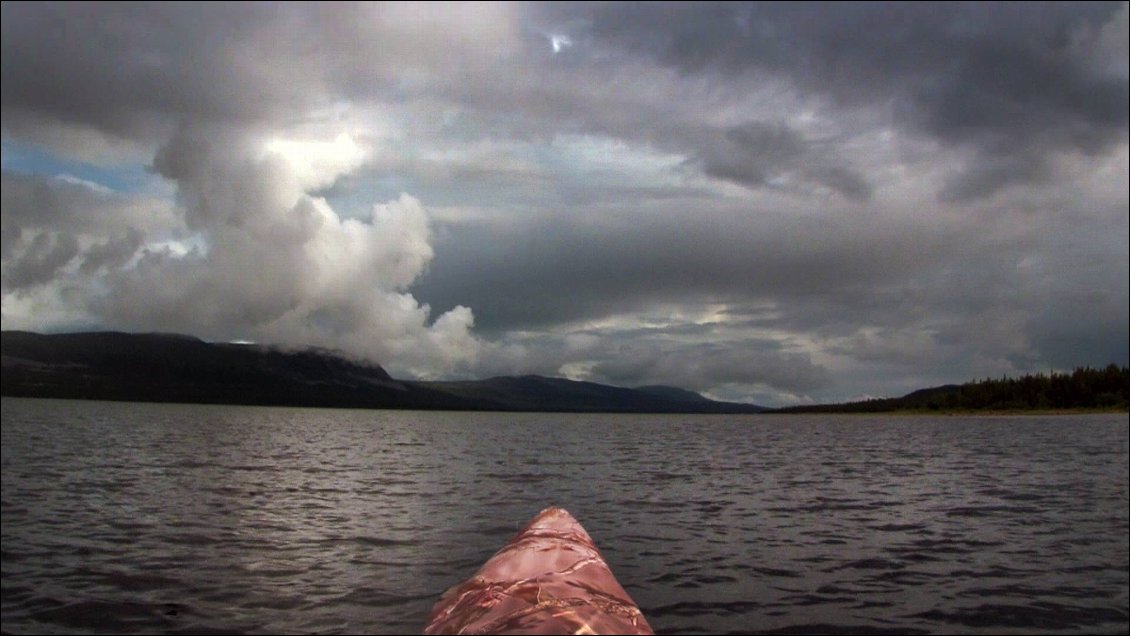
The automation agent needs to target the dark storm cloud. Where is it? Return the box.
[694,121,872,200]
[1,2,519,145]
[589,341,830,394]
[2,230,79,290]
[78,228,144,275]
[937,156,1051,204]
[413,206,954,333]
[539,1,1129,200]
[414,182,1128,400]
[0,3,293,139]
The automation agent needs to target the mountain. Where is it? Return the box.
[634,385,715,404]
[0,331,766,413]
[0,330,457,409]
[419,376,766,413]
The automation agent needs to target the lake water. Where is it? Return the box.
[1,398,1127,635]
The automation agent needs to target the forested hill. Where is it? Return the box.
[774,366,1130,413]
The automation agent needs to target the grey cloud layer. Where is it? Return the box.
[538,2,1128,199]
[415,205,959,332]
[2,2,1126,403]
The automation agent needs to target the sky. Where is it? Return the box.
[2,2,1127,406]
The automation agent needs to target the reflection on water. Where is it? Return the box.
[2,398,1127,634]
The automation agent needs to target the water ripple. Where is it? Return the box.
[2,400,1127,635]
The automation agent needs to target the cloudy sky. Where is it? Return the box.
[2,2,1127,406]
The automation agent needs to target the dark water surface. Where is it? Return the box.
[2,398,1127,634]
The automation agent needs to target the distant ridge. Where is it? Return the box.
[417,375,765,413]
[0,331,767,413]
[634,385,715,403]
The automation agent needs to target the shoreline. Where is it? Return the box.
[770,408,1128,416]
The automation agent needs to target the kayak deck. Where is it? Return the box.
[424,507,654,635]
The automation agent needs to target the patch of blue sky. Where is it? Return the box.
[317,173,421,219]
[1,138,166,196]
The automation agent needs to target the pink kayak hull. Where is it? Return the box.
[424,507,654,635]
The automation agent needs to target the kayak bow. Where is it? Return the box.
[424,506,654,635]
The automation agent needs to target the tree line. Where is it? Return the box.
[775,364,1129,413]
